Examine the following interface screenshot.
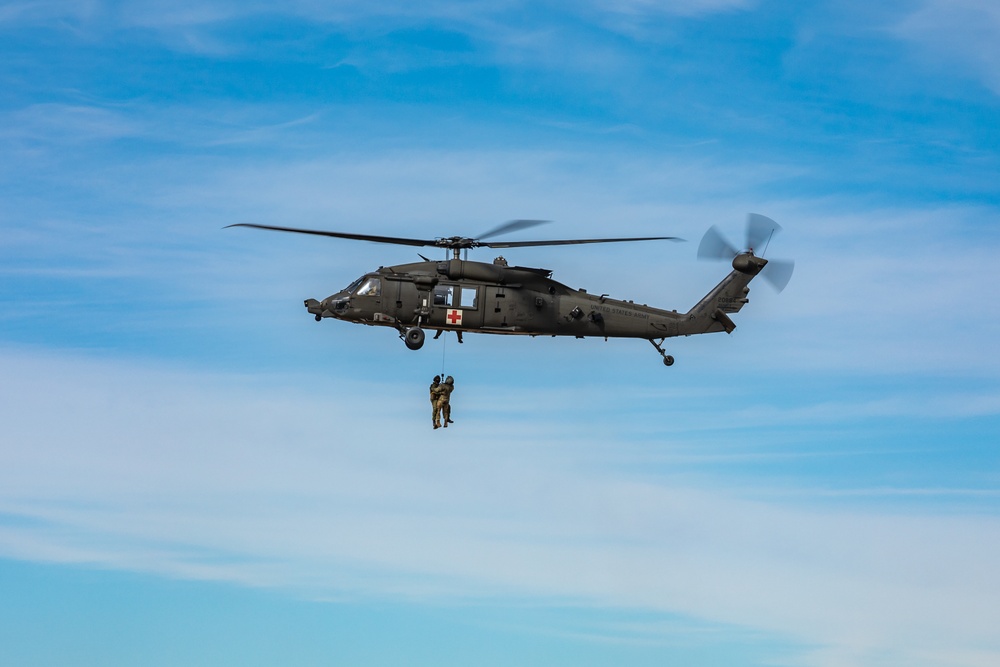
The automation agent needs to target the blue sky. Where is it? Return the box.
[2,2,999,666]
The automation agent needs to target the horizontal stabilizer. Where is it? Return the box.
[712,308,736,334]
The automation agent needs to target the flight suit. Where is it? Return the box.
[430,376,442,428]
[437,376,454,427]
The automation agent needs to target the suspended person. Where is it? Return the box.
[438,375,455,427]
[430,375,442,429]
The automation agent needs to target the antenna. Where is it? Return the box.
[761,229,775,257]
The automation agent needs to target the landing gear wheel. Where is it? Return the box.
[404,327,425,350]
[314,314,322,322]
[648,338,675,368]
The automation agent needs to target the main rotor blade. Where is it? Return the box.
[746,213,781,254]
[228,222,684,252]
[477,219,550,241]
[762,258,795,292]
[483,236,684,249]
[697,225,738,260]
[225,223,438,248]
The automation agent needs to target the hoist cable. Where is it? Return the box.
[440,330,447,377]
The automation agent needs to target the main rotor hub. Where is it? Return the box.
[436,236,483,258]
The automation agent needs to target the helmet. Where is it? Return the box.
[433,375,441,382]
[445,375,454,384]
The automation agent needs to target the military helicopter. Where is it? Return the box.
[228,215,793,366]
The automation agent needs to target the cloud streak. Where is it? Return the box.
[2,4,999,666]
[894,0,1000,95]
[2,348,999,667]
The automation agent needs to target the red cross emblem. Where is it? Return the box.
[446,309,463,325]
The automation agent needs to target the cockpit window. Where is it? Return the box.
[344,277,365,293]
[355,277,381,296]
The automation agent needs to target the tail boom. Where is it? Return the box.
[679,253,767,335]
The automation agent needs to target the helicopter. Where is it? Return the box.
[227,215,793,366]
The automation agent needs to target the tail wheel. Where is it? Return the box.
[405,327,425,350]
[662,355,674,367]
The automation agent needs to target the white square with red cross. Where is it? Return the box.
[446,309,463,326]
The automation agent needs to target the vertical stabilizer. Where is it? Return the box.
[681,253,766,335]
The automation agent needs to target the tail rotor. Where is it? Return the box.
[697,214,795,292]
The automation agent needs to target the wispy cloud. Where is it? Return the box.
[3,116,998,376]
[0,0,101,26]
[893,0,1000,95]
[1,348,999,666]
[2,5,999,666]
[0,104,140,145]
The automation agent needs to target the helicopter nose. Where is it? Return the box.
[325,294,352,316]
[305,293,352,321]
[304,298,326,321]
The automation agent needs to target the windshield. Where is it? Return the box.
[343,277,365,293]
[355,277,381,297]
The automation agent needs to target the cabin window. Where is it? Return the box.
[459,286,478,309]
[433,284,477,309]
[433,285,454,307]
[355,277,381,297]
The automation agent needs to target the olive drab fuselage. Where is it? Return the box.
[229,215,790,366]
[304,253,768,365]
